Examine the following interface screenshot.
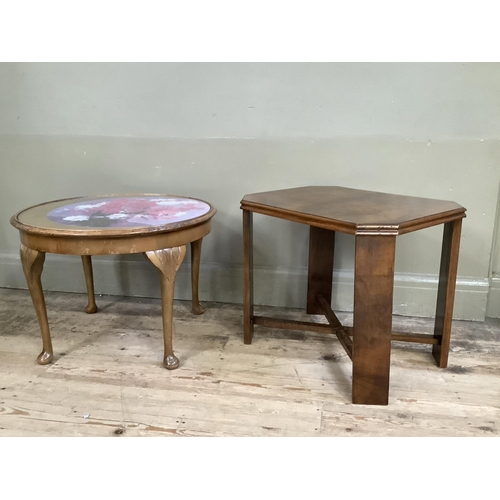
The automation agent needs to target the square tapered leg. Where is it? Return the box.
[243,209,254,344]
[433,219,463,367]
[306,226,335,314]
[352,235,396,405]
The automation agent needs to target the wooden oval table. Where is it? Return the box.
[11,194,216,369]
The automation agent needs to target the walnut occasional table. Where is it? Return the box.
[11,194,216,370]
[241,186,466,405]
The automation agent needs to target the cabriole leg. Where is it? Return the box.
[20,244,53,365]
[81,255,98,314]
[146,246,186,369]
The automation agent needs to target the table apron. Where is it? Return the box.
[18,220,212,255]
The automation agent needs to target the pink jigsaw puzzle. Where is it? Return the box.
[47,196,211,228]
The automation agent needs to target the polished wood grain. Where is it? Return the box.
[81,256,98,314]
[190,239,204,315]
[240,185,466,406]
[145,246,187,369]
[253,315,439,344]
[433,219,463,367]
[18,221,212,255]
[243,209,254,344]
[78,237,210,314]
[352,235,396,405]
[253,315,333,334]
[317,294,353,360]
[241,186,465,235]
[11,194,216,369]
[19,244,52,365]
[306,227,335,314]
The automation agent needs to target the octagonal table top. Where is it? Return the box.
[240,186,466,235]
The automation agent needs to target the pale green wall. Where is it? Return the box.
[486,178,500,317]
[1,62,499,320]
[492,201,500,278]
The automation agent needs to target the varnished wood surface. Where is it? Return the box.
[11,193,217,238]
[306,227,335,314]
[352,235,396,405]
[190,239,204,315]
[253,316,334,334]
[241,186,466,235]
[12,196,216,370]
[317,295,353,360]
[19,245,52,365]
[433,219,463,367]
[241,186,465,405]
[81,256,98,314]
[1,289,498,437]
[243,210,254,344]
[18,219,212,255]
[252,316,439,344]
[145,246,187,369]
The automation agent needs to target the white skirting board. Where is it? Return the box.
[0,252,491,321]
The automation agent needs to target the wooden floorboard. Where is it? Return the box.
[0,288,499,436]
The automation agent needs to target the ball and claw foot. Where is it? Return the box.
[37,350,53,365]
[163,354,180,370]
[85,304,98,314]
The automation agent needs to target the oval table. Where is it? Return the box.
[11,194,216,370]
